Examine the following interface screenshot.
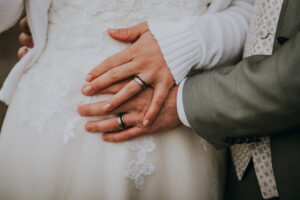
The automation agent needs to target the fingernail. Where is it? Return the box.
[77,106,84,115]
[143,120,150,127]
[108,28,117,34]
[82,85,92,94]
[86,74,93,82]
[85,123,93,132]
[102,136,108,142]
[103,103,112,111]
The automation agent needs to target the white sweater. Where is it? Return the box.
[149,0,253,84]
[0,0,253,126]
[150,0,254,126]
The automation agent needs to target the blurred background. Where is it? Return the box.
[0,24,20,129]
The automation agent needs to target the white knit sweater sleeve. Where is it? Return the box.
[147,0,253,84]
[0,0,24,33]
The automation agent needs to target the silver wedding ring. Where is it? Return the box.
[134,75,148,90]
[117,113,126,130]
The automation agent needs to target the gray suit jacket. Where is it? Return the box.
[183,0,300,198]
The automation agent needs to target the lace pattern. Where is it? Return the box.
[16,0,210,190]
[125,136,156,190]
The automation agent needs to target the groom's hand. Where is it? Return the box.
[81,22,175,127]
[77,83,181,142]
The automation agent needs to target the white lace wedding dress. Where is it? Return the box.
[0,0,226,199]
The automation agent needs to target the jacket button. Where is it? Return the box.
[277,36,289,45]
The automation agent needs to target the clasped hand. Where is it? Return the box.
[18,19,181,142]
[78,84,180,142]
[78,22,181,141]
[80,22,175,126]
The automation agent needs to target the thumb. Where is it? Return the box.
[108,21,149,42]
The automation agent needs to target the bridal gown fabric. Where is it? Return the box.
[0,0,226,199]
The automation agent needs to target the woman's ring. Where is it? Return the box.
[117,113,126,130]
[134,75,148,90]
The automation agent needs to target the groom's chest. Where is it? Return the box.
[243,0,284,58]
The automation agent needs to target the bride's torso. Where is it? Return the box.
[47,0,209,47]
[0,1,228,196]
[16,0,209,143]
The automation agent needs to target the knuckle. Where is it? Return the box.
[19,33,32,45]
[103,57,113,68]
[89,82,99,91]
[127,66,136,75]
[127,45,137,58]
[18,33,24,43]
[109,69,119,80]
[137,57,147,66]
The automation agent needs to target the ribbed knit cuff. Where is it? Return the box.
[147,19,202,84]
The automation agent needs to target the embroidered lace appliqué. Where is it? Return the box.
[125,136,156,190]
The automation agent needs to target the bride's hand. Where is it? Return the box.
[17,17,34,59]
[77,82,181,142]
[81,22,175,127]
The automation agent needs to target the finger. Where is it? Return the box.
[102,79,142,111]
[143,85,169,127]
[107,21,149,42]
[102,127,145,142]
[96,80,130,95]
[77,101,107,116]
[19,32,34,48]
[82,62,136,96]
[86,47,134,82]
[19,17,31,35]
[85,112,138,133]
[17,46,28,59]
[77,98,130,117]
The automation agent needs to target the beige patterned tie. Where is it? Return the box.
[231,137,279,199]
[231,0,284,198]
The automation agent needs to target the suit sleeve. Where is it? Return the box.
[0,0,24,33]
[182,31,300,149]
